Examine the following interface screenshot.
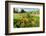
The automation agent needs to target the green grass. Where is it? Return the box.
[13,13,40,28]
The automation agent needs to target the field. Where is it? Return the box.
[13,13,40,28]
[13,8,40,28]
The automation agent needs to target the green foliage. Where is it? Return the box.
[13,11,40,28]
[13,8,40,28]
[13,8,18,13]
[21,9,25,13]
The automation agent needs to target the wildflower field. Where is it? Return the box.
[13,8,40,28]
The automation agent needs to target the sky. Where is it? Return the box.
[23,8,39,11]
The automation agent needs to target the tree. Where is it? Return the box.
[21,9,25,13]
[13,8,18,13]
[13,8,15,13]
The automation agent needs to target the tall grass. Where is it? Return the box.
[13,13,40,28]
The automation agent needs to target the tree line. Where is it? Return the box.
[13,8,39,14]
[13,8,26,13]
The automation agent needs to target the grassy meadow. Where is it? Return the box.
[13,8,40,28]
